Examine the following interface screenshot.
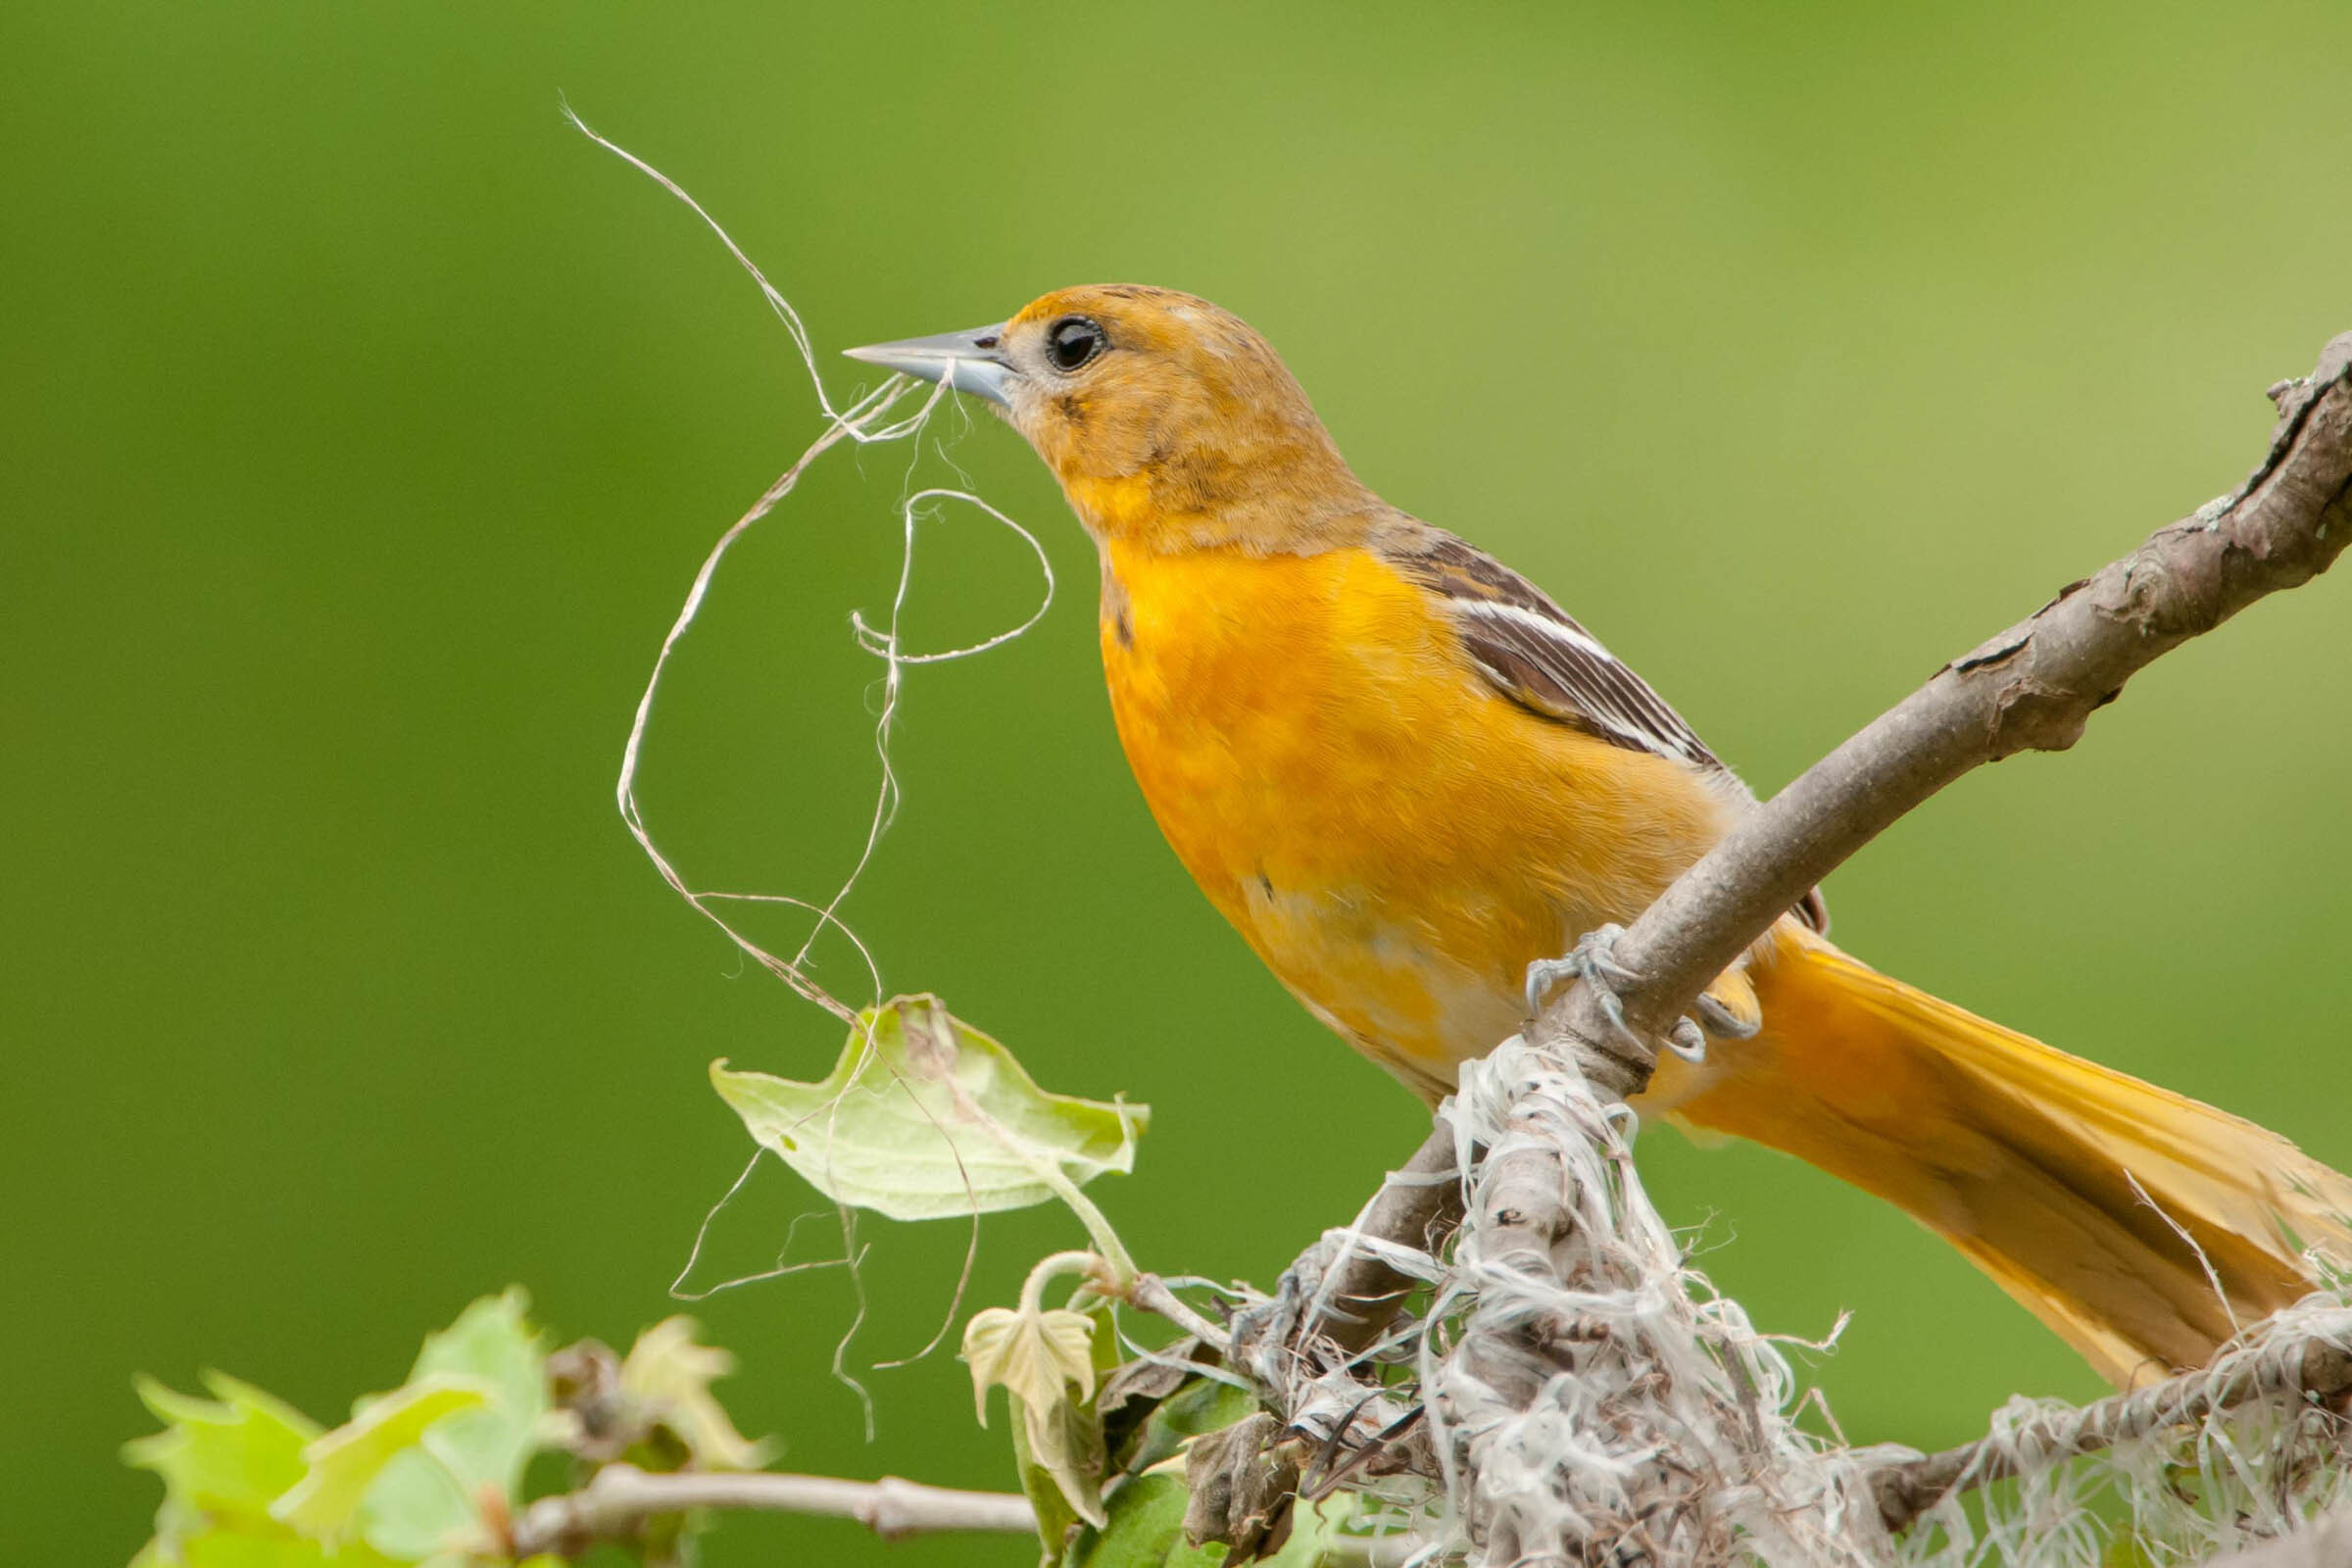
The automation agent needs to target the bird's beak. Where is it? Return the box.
[843,323,1014,408]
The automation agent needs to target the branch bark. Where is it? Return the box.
[620,335,2351,1565]
[1871,1307,2352,1532]
[1297,331,2352,1363]
[1307,1123,1466,1356]
[1268,332,2352,1555]
[504,1463,1035,1557]
[1545,332,2352,1094]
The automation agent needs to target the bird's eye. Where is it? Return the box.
[1047,316,1105,372]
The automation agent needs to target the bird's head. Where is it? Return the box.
[848,285,1371,544]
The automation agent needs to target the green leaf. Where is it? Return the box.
[355,1289,549,1561]
[123,1294,549,1568]
[403,1287,547,1493]
[1068,1477,1359,1568]
[1070,1381,1359,1568]
[267,1377,490,1544]
[1068,1469,1211,1568]
[124,1372,321,1551]
[618,1315,773,1471]
[170,1532,357,1568]
[711,995,1148,1222]
[1119,1379,1260,1477]
[1011,1405,1086,1558]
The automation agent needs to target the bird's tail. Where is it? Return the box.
[1636,921,2352,1387]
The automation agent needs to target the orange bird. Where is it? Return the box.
[849,287,2351,1387]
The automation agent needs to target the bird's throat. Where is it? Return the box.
[1056,460,1379,554]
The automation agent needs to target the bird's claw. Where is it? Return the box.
[1524,924,1644,1049]
[1524,923,1717,1065]
[1693,992,1761,1041]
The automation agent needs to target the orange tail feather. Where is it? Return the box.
[1637,922,2352,1387]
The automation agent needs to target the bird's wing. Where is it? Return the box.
[1391,528,1830,933]
[1395,530,1727,771]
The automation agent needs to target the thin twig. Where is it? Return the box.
[1131,1272,1235,1350]
[504,1463,1035,1557]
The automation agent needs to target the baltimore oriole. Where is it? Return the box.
[849,286,2352,1388]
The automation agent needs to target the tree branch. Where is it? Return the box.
[1871,1304,2352,1532]
[1437,333,2352,1566]
[540,338,2350,1567]
[504,1463,1035,1557]
[1305,1122,1466,1356]
[1545,331,2352,1094]
[1294,332,2352,1367]
[1238,334,2352,1568]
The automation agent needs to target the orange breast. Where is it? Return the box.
[1097,539,1732,1093]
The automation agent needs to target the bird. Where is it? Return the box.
[847,286,2352,1388]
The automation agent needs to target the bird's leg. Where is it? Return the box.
[1524,923,1730,1064]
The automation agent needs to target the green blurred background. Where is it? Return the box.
[8,2,2351,1562]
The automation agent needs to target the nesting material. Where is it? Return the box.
[1278,1034,2352,1566]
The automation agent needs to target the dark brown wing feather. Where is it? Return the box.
[1391,529,1830,933]
[1396,533,1721,766]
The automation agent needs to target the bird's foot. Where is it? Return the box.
[1693,991,1761,1042]
[1523,923,1643,1044]
[1524,923,1713,1064]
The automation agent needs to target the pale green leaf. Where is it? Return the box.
[122,1298,548,1568]
[964,1305,1098,1425]
[1018,1382,1108,1533]
[173,1531,356,1568]
[267,1378,490,1544]
[966,1301,1107,1533]
[357,1289,549,1561]
[1010,1408,1085,1554]
[710,995,1148,1221]
[619,1315,773,1470]
[123,1371,321,1550]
